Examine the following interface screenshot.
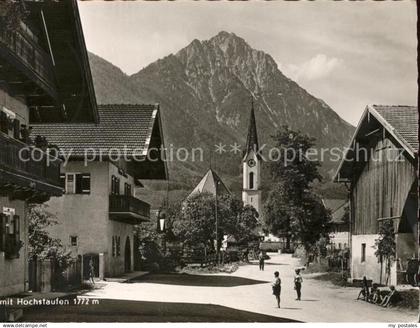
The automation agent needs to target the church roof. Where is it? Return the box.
[31,104,168,180]
[243,102,260,159]
[187,169,230,198]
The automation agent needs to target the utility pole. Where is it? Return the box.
[215,180,221,266]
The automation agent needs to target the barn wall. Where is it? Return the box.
[351,137,417,235]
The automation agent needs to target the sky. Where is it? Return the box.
[78,0,417,125]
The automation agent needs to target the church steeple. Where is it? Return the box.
[244,99,259,159]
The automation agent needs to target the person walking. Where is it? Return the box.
[294,269,303,300]
[258,251,265,271]
[272,271,281,308]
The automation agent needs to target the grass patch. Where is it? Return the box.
[179,262,239,274]
[311,273,419,310]
[396,289,419,310]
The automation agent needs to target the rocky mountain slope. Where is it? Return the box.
[88,31,354,202]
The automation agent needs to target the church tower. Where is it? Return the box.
[242,101,262,217]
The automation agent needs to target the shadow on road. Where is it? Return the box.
[21,299,301,322]
[131,273,269,287]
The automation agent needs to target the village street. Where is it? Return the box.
[22,253,417,322]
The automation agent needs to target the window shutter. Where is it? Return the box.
[0,214,6,251]
[60,174,66,189]
[66,174,75,194]
[13,215,20,243]
[117,237,121,256]
[81,174,91,194]
[0,111,8,133]
[111,175,116,195]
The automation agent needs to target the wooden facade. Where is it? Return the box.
[351,136,417,235]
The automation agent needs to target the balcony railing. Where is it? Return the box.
[0,132,62,191]
[0,24,56,95]
[109,195,151,224]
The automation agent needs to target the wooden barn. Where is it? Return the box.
[335,105,418,285]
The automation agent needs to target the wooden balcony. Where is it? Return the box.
[0,23,58,105]
[109,195,150,224]
[0,132,63,202]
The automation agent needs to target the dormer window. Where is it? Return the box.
[61,173,91,194]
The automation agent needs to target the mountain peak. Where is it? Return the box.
[211,31,239,41]
[208,31,249,49]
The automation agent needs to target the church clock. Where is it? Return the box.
[247,159,256,167]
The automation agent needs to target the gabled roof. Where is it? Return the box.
[243,102,260,160]
[322,199,348,224]
[26,0,98,123]
[31,104,168,180]
[335,105,418,182]
[188,169,230,198]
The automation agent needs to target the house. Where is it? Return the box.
[187,168,230,198]
[31,104,168,278]
[335,105,418,285]
[0,0,98,297]
[323,199,349,250]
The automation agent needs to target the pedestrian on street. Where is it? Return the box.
[259,251,265,271]
[272,271,281,308]
[294,269,303,300]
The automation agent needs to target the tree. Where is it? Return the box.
[0,1,28,32]
[28,205,72,270]
[374,220,396,285]
[263,126,331,256]
[172,192,217,253]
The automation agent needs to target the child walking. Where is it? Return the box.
[294,269,303,300]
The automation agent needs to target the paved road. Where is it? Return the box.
[82,253,417,322]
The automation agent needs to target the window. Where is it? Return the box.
[63,173,91,194]
[338,243,342,249]
[249,172,254,189]
[116,236,121,256]
[124,183,132,196]
[80,174,91,194]
[361,243,366,262]
[70,236,78,246]
[111,175,120,195]
[112,236,121,257]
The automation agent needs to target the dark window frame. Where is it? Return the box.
[361,243,366,262]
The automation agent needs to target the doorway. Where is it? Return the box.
[124,236,131,273]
